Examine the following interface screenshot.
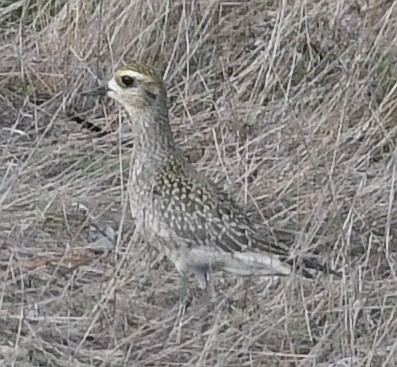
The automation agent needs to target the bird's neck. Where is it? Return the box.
[125,104,176,159]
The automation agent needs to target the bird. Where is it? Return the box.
[85,62,337,297]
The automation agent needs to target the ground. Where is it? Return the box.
[0,0,396,366]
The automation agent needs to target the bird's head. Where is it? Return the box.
[92,62,166,112]
[83,62,172,146]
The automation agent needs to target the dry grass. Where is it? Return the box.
[1,0,397,366]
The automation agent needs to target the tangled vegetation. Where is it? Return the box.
[0,1,396,366]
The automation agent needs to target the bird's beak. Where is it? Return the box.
[81,85,110,97]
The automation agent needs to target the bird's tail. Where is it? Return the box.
[286,256,340,278]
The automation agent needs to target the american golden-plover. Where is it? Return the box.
[86,62,336,296]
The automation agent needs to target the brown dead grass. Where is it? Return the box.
[1,0,397,366]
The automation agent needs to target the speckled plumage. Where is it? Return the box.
[100,62,335,290]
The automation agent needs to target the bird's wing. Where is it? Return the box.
[152,160,290,257]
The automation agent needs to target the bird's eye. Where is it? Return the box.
[121,75,136,88]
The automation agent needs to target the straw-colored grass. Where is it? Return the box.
[1,1,396,366]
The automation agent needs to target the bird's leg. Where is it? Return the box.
[194,270,212,306]
[179,274,192,308]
